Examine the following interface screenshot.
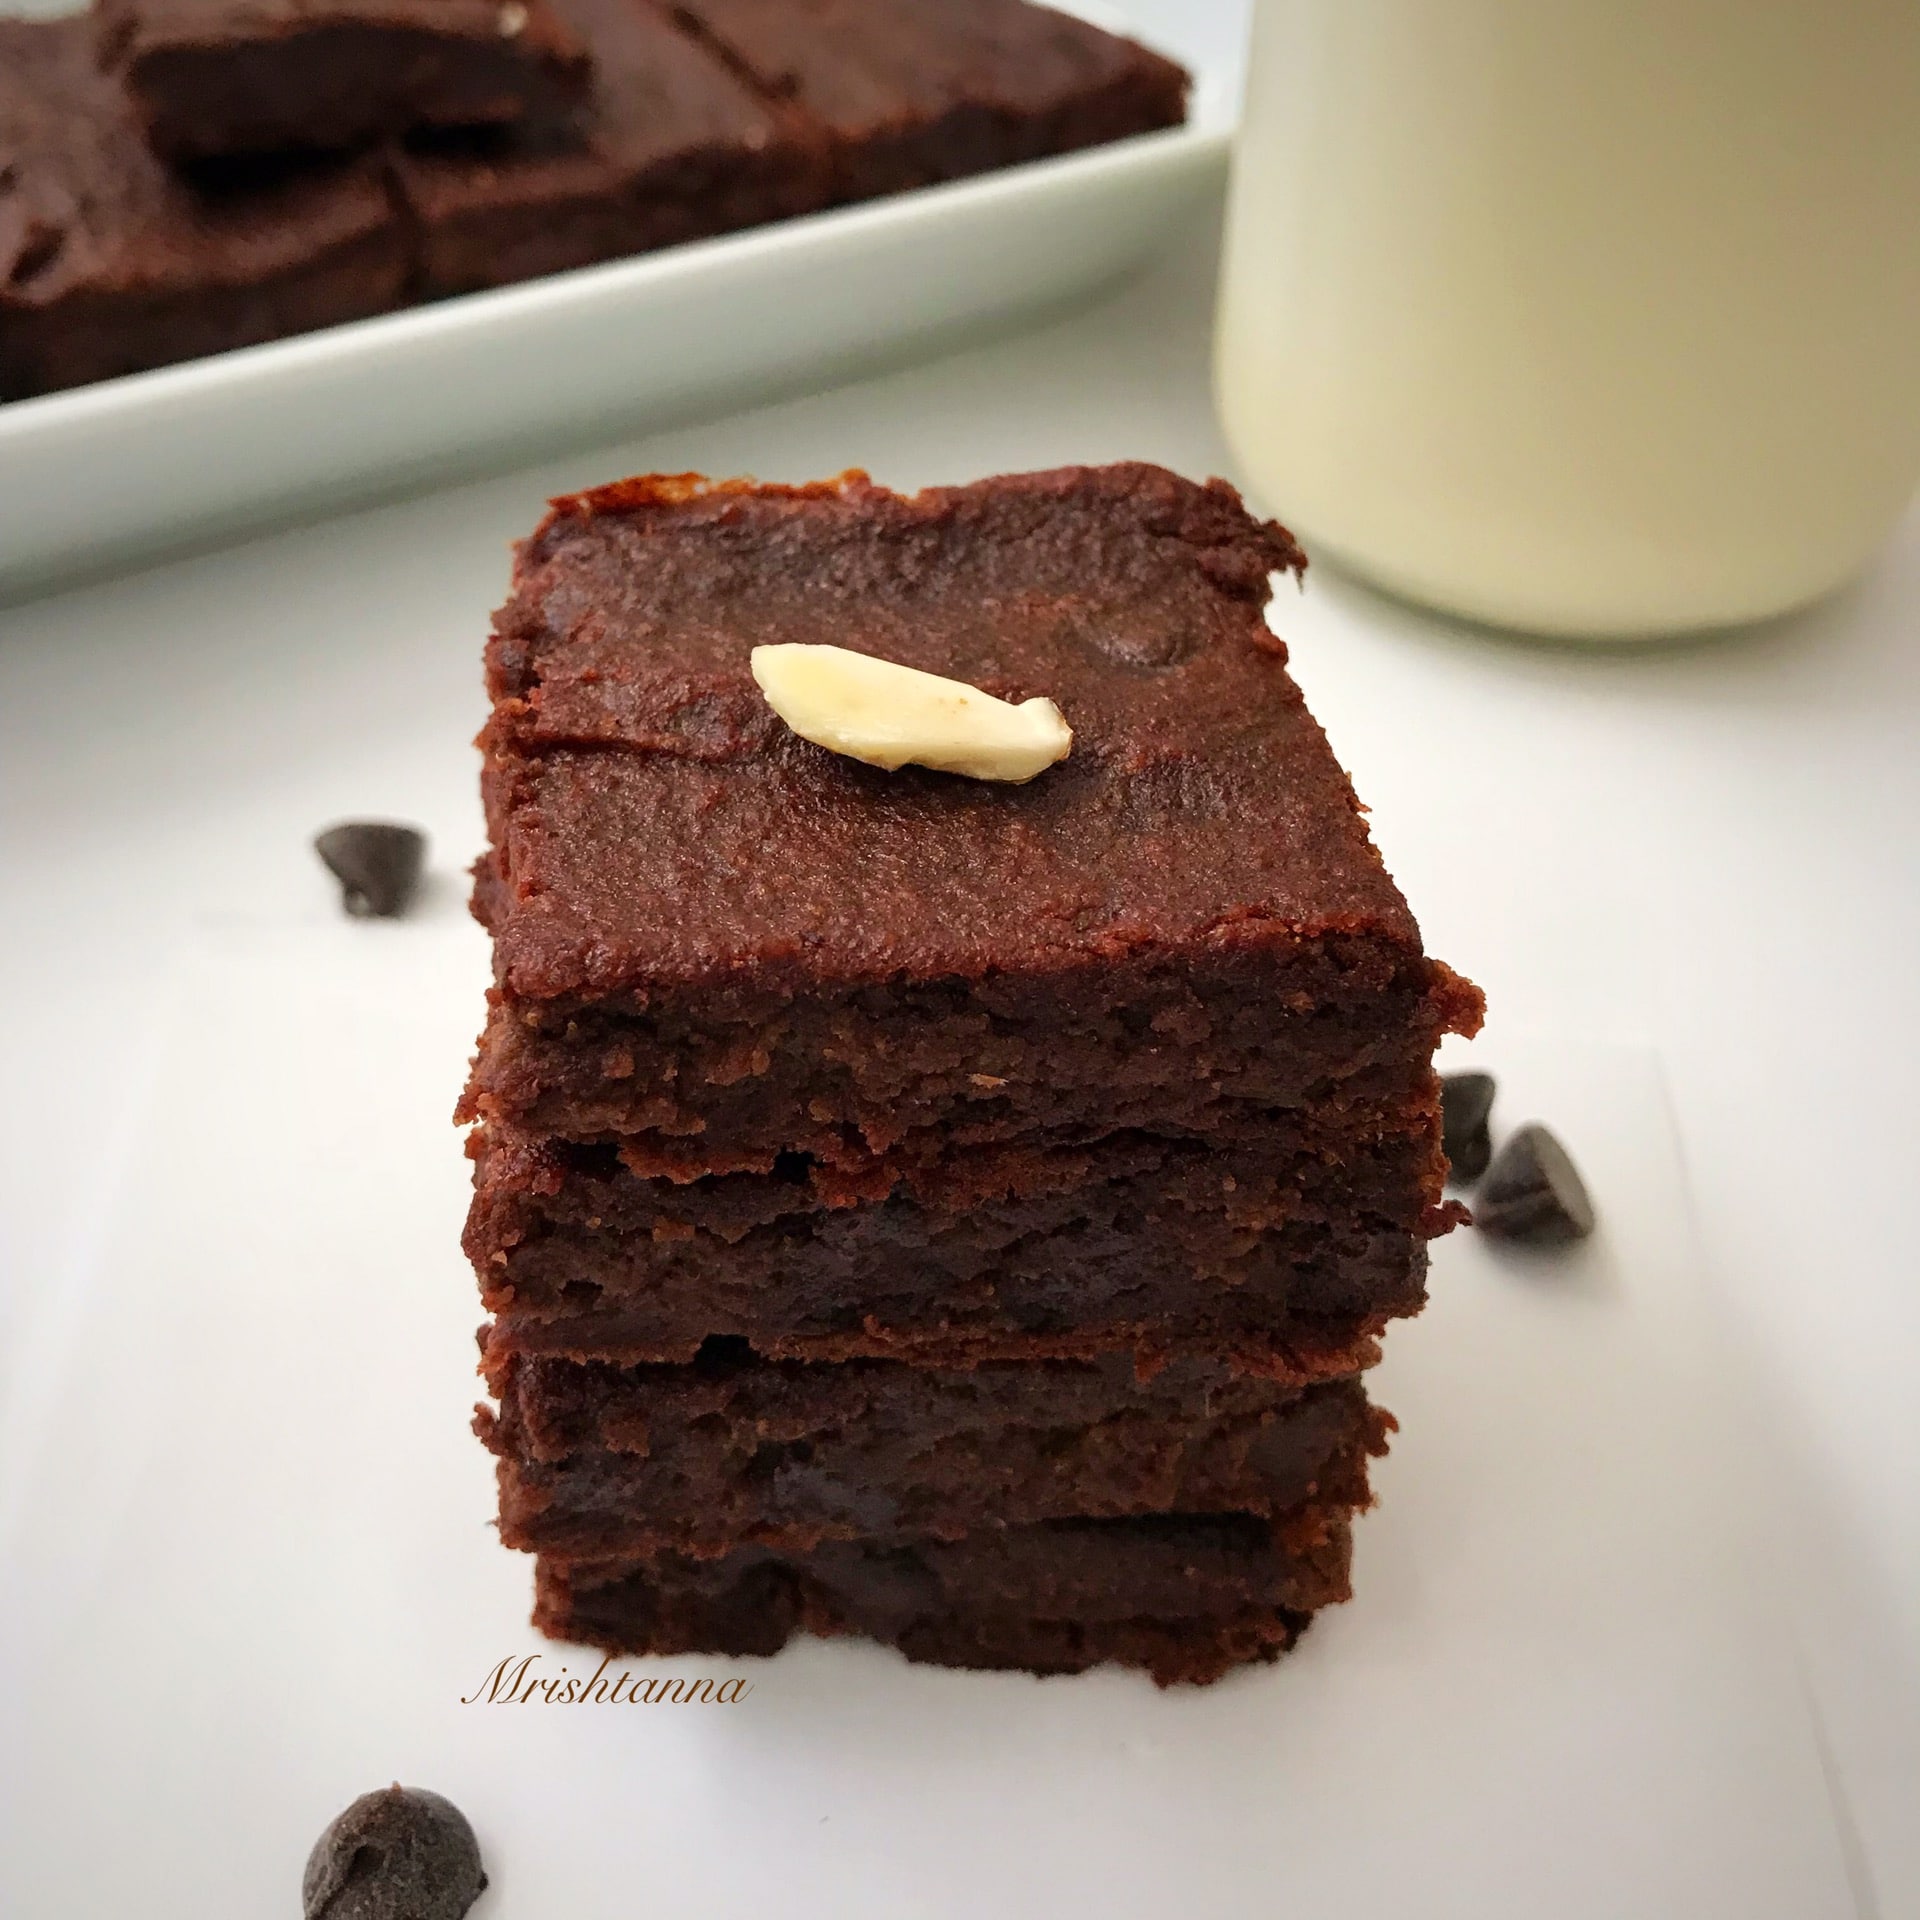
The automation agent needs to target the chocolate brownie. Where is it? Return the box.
[462,935,1459,1168]
[465,461,1478,1682]
[480,1351,1382,1555]
[387,0,826,297]
[97,0,592,161]
[536,1506,1358,1684]
[669,0,1188,201]
[0,18,408,401]
[460,466,1482,1171]
[468,1122,1443,1367]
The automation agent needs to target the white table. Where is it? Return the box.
[3,211,1915,1910]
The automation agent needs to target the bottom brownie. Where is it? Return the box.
[534,1505,1356,1686]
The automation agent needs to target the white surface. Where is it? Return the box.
[0,2,1246,603]
[0,929,1862,1918]
[1214,0,1920,637]
[0,209,1915,1910]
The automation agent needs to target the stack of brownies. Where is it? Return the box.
[459,464,1481,1683]
[0,0,1186,399]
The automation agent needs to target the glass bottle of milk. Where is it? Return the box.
[1214,0,1920,639]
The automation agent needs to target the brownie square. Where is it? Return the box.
[388,0,827,297]
[463,460,1479,1683]
[96,0,593,161]
[478,1350,1382,1556]
[460,465,1481,1171]
[535,1508,1360,1684]
[669,0,1189,200]
[0,19,408,401]
[468,1120,1442,1368]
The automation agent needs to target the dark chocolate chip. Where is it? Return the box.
[1475,1123,1595,1245]
[303,1785,486,1920]
[1440,1071,1497,1184]
[314,823,427,918]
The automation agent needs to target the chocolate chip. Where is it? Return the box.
[314,823,426,918]
[1440,1071,1496,1184]
[303,1785,486,1920]
[1475,1123,1594,1244]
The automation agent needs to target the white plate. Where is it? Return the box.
[0,1,1247,602]
[0,924,1862,1919]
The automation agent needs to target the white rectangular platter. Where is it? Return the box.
[0,920,1863,1920]
[0,1,1246,602]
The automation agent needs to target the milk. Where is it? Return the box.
[1214,0,1920,638]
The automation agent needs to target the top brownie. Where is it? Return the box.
[97,0,593,161]
[671,0,1188,199]
[465,464,1480,1163]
